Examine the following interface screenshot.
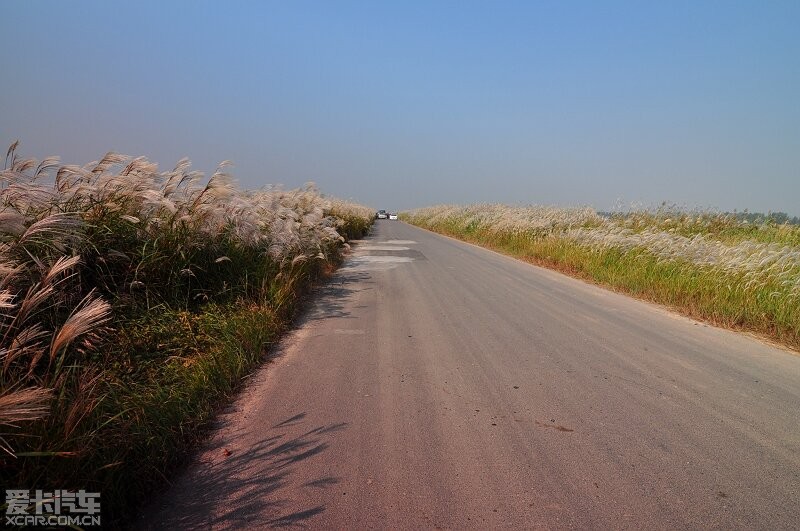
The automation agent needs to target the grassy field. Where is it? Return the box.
[0,143,373,523]
[403,204,800,351]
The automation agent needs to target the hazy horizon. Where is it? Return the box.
[2,1,798,215]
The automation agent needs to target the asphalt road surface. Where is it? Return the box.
[142,221,800,530]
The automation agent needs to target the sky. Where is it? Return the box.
[1,1,798,214]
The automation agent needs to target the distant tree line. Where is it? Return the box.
[596,210,800,225]
[730,211,800,225]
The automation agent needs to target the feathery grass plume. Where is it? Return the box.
[0,386,53,457]
[2,323,48,373]
[12,284,55,335]
[33,156,61,180]
[90,152,129,176]
[40,255,81,287]
[0,386,52,427]
[49,291,111,362]
[0,259,24,290]
[17,213,83,251]
[4,140,20,169]
[0,208,28,237]
[61,370,101,440]
[0,289,15,311]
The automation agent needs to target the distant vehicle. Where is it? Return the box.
[376,210,387,219]
[388,213,398,220]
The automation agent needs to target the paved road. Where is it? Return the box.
[142,221,800,529]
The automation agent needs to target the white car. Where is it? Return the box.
[376,210,388,219]
[388,213,398,220]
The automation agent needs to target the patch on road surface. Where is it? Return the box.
[364,249,426,259]
[339,255,415,272]
[341,239,425,271]
[358,245,412,251]
[384,239,417,245]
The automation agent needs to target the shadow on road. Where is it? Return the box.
[301,268,372,323]
[141,415,348,529]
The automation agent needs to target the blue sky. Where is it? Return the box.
[1,1,798,213]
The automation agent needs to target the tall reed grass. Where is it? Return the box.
[403,204,800,350]
[0,143,372,522]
